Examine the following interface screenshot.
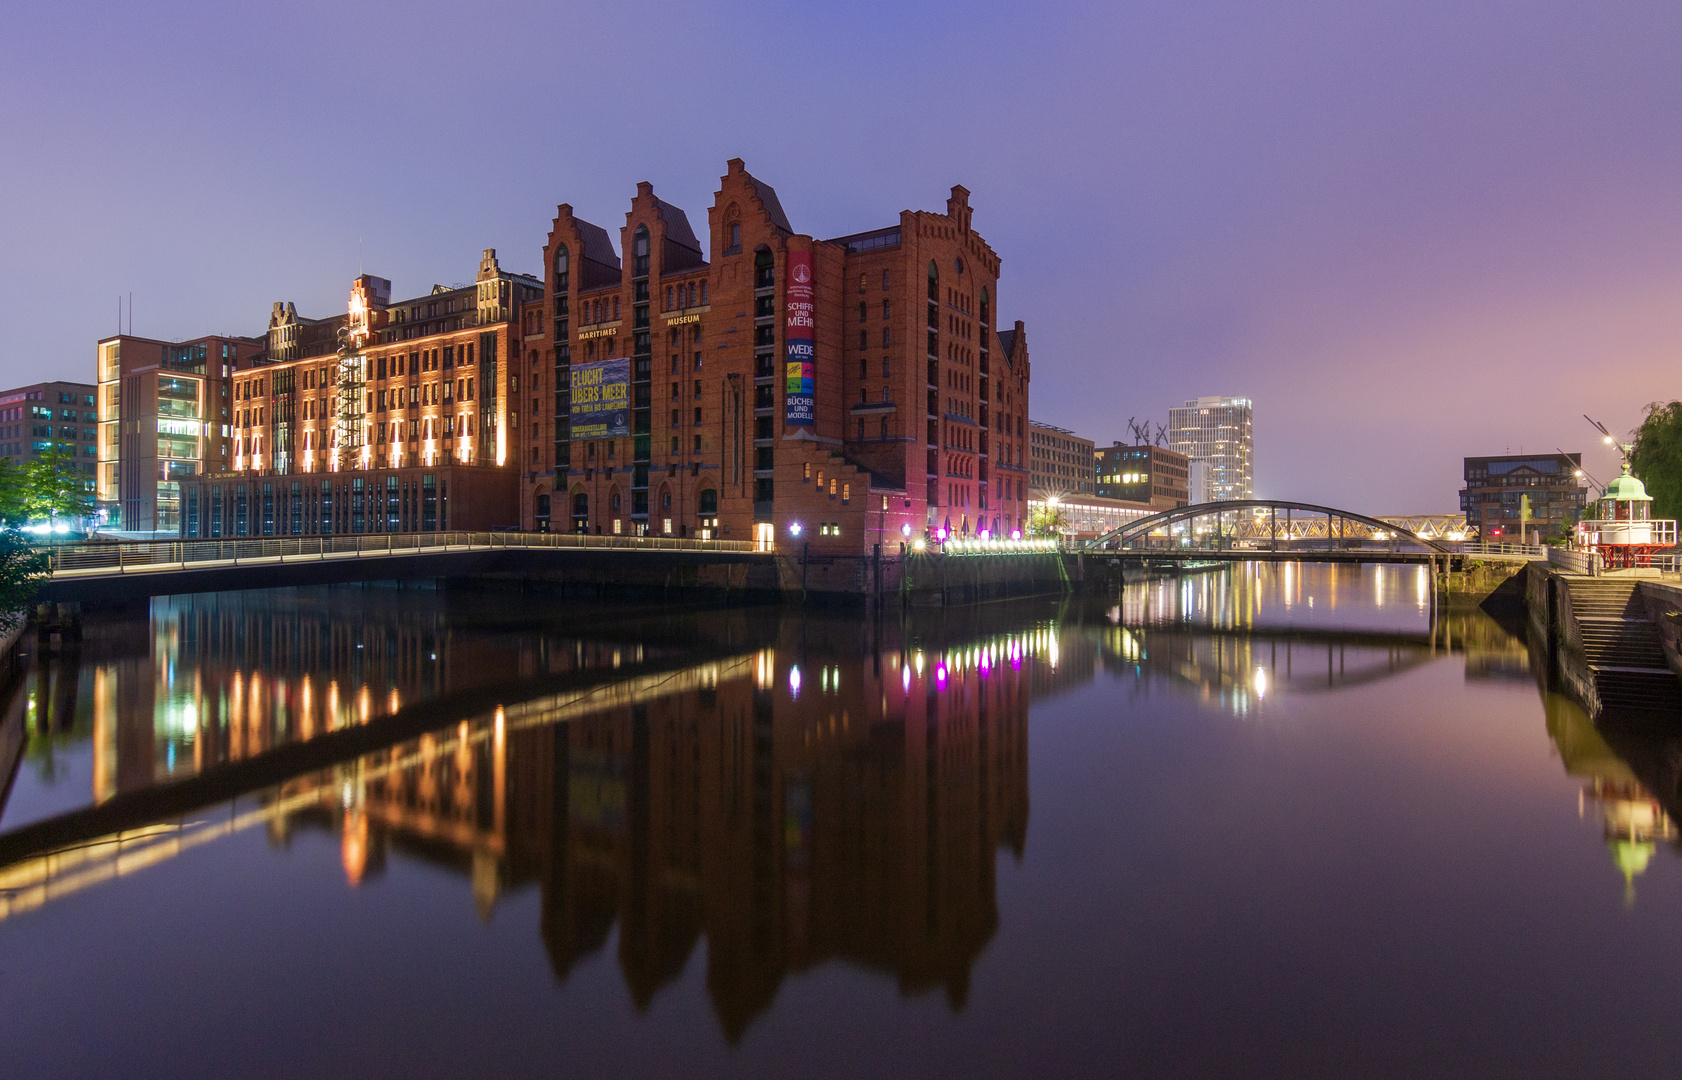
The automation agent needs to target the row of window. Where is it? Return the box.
[4,406,95,422]
[1,442,94,458]
[664,282,709,310]
[183,475,445,537]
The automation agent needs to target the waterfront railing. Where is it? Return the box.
[43,531,759,578]
[1444,541,1548,559]
[1544,546,1598,575]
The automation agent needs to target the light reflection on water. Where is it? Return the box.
[1120,561,1435,635]
[0,567,1679,1077]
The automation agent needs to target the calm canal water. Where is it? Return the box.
[2,563,1679,1078]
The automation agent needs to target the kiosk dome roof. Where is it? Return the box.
[1603,467,1652,502]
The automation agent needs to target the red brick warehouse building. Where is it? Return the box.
[173,250,536,537]
[523,159,1031,550]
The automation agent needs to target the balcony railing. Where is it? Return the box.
[1575,518,1678,547]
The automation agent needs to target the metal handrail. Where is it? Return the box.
[1545,546,1598,575]
[42,530,759,578]
[1574,518,1679,546]
[1447,541,1548,558]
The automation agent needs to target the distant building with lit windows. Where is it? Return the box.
[0,380,99,482]
[1168,396,1252,501]
[1028,421,1094,496]
[1095,443,1188,509]
[1459,452,1585,541]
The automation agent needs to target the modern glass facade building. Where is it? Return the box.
[1168,396,1252,502]
[96,335,264,534]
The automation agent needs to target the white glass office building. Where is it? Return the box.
[1168,396,1252,502]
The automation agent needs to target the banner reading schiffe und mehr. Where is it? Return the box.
[569,357,631,440]
[784,250,815,427]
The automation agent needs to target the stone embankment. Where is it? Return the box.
[1528,564,1682,717]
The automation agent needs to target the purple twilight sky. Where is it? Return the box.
[2,0,1678,513]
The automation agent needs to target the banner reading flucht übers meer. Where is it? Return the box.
[569,357,631,440]
[784,250,815,426]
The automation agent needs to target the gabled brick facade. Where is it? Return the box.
[526,161,1032,551]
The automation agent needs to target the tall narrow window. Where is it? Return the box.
[633,225,650,277]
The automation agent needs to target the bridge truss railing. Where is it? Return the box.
[43,530,759,578]
[1085,500,1450,555]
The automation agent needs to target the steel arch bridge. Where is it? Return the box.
[1083,500,1450,554]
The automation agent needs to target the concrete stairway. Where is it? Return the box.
[1570,580,1682,714]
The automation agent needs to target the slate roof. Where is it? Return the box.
[655,198,702,253]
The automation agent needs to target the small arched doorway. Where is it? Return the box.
[697,484,719,539]
[570,487,588,534]
[534,486,550,533]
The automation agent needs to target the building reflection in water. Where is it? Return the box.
[6,573,1676,1035]
[1116,561,1434,635]
[0,589,666,813]
[1545,693,1680,903]
[288,624,1033,1040]
[0,592,1040,1041]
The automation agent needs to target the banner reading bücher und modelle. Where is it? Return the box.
[784,250,815,427]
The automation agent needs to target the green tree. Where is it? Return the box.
[24,447,93,527]
[0,527,47,632]
[1628,401,1682,524]
[1027,503,1070,537]
[0,457,28,526]
[0,462,48,630]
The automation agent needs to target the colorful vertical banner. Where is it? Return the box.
[784,250,815,426]
[568,357,631,439]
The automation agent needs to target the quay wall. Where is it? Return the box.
[1526,563,1600,716]
[478,550,1078,607]
[1640,580,1682,684]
